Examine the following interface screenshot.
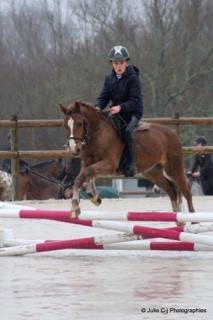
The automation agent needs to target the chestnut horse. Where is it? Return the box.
[60,101,194,215]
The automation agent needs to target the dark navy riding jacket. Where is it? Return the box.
[96,65,144,122]
[191,154,213,179]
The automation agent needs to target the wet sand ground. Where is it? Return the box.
[1,196,213,320]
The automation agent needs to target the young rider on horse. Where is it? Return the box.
[95,45,144,177]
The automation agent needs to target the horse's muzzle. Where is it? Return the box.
[74,148,81,156]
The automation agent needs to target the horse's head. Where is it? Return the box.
[60,101,88,155]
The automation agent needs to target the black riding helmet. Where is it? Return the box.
[195,136,207,146]
[108,45,130,62]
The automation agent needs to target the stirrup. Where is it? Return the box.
[124,166,136,177]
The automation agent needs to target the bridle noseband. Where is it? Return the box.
[67,136,87,145]
[67,117,89,145]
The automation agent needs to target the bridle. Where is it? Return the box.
[67,136,87,145]
[67,115,89,146]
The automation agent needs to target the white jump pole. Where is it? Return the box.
[0,201,36,211]
[0,232,138,256]
[104,241,213,251]
[3,238,213,251]
[79,211,213,223]
[87,221,213,247]
[1,208,213,223]
[2,208,213,240]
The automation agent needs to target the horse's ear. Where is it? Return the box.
[75,101,81,113]
[59,104,68,114]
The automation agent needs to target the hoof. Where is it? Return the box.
[70,208,81,218]
[91,195,102,206]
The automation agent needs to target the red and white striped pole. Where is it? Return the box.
[1,208,213,223]
[104,240,213,251]
[2,223,213,256]
[2,208,213,241]
[87,221,213,247]
[1,208,213,235]
[0,232,138,256]
[79,211,213,223]
[3,237,213,252]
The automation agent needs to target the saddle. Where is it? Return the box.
[135,119,150,131]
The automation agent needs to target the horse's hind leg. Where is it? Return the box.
[161,169,183,212]
[173,173,194,212]
[144,165,180,212]
[164,160,195,213]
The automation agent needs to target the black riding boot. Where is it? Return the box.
[123,116,138,177]
[124,139,136,177]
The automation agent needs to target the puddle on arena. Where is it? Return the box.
[0,254,213,320]
[1,197,213,319]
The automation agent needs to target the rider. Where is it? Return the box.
[95,45,144,177]
[188,136,213,195]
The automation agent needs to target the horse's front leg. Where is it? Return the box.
[86,178,101,206]
[71,160,114,216]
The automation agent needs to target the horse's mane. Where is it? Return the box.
[77,100,96,111]
[71,100,109,121]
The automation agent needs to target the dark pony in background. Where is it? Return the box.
[26,170,63,200]
[30,159,64,179]
[0,159,65,201]
[60,101,194,215]
[25,159,65,200]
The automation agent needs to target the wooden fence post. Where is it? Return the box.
[10,115,19,200]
